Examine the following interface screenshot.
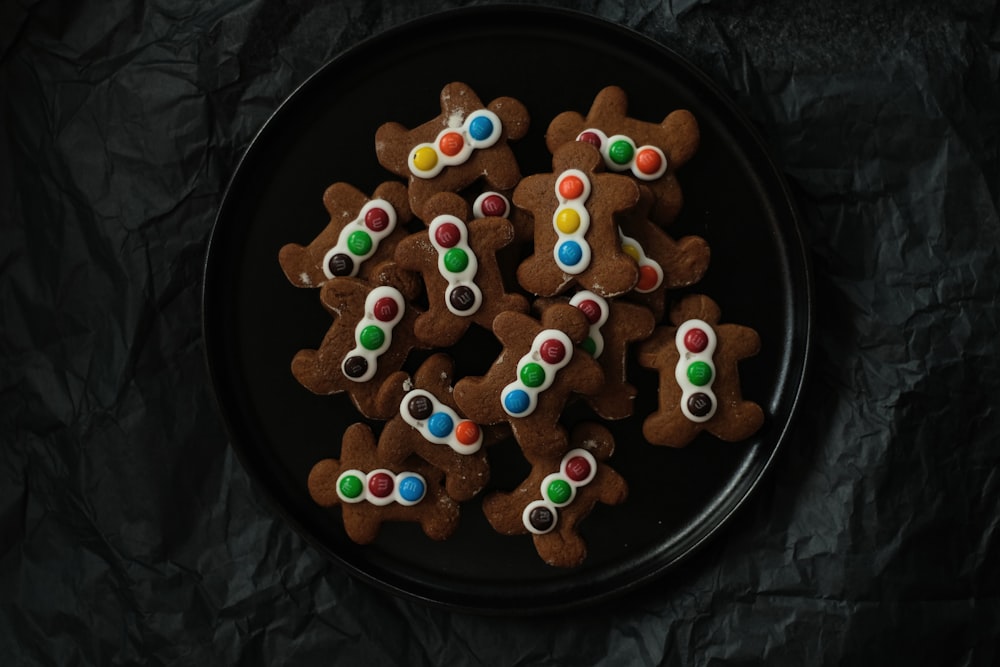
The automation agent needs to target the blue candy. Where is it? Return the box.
[504,389,531,414]
[557,240,583,266]
[468,115,494,142]
[427,412,454,438]
[397,475,426,503]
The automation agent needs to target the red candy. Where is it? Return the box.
[539,338,566,364]
[635,147,663,175]
[684,327,709,353]
[365,206,390,232]
[368,471,394,498]
[479,194,508,217]
[439,131,464,157]
[373,296,400,322]
[558,174,585,200]
[637,265,660,291]
[576,299,603,324]
[564,455,592,483]
[578,131,602,148]
[434,222,461,248]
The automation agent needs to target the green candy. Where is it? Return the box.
[520,362,545,388]
[687,360,713,387]
[339,474,363,499]
[347,230,373,256]
[443,247,469,273]
[608,139,634,165]
[359,325,385,351]
[546,479,572,504]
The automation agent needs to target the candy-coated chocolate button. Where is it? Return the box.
[412,146,438,172]
[439,131,464,157]
[504,388,530,414]
[687,392,714,418]
[407,394,433,420]
[448,285,476,312]
[397,475,426,503]
[577,131,602,148]
[434,221,461,248]
[538,338,566,364]
[455,420,480,446]
[368,472,394,498]
[545,478,572,504]
[479,193,508,217]
[342,355,368,379]
[365,206,390,232]
[555,208,581,234]
[635,147,663,175]
[443,247,469,273]
[622,243,641,262]
[608,139,634,165]
[338,474,363,499]
[327,253,354,277]
[427,412,454,438]
[372,296,399,322]
[468,115,494,141]
[347,230,373,256]
[637,265,660,291]
[558,174,585,200]
[359,325,385,351]
[581,337,597,356]
[528,505,555,532]
[557,240,583,266]
[683,327,709,353]
[576,299,602,324]
[564,455,592,483]
[519,362,545,388]
[686,361,712,386]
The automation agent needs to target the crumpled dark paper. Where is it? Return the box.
[2,0,998,664]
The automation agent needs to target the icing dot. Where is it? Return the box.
[558,174,586,200]
[608,139,634,165]
[412,146,438,172]
[687,392,714,418]
[479,193,508,217]
[468,115,494,141]
[528,504,555,532]
[684,327,709,353]
[504,389,531,414]
[407,394,433,420]
[686,361,713,387]
[576,299,603,324]
[347,230,373,256]
[582,337,597,356]
[397,475,425,503]
[448,285,476,312]
[635,147,663,175]
[434,222,461,248]
[545,478,572,505]
[372,297,399,322]
[564,455,592,483]
[443,247,469,273]
[557,240,584,266]
[577,131,602,148]
[427,412,454,438]
[637,265,660,291]
[365,206,390,232]
[338,474,364,500]
[439,131,464,157]
[622,243,641,262]
[368,472,394,498]
[538,338,566,364]
[454,420,480,446]
[343,355,369,379]
[327,253,354,277]
[519,362,546,389]
[555,208,581,234]
[358,325,385,351]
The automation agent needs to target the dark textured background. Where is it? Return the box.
[2,0,999,664]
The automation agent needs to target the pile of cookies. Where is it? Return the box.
[279,83,764,568]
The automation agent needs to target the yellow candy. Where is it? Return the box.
[623,244,641,262]
[555,208,581,234]
[412,146,438,172]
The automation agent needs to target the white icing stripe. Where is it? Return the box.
[500,329,574,418]
[521,448,598,535]
[551,169,592,275]
[428,214,483,316]
[341,286,405,383]
[618,227,664,293]
[321,199,398,279]
[569,290,608,358]
[674,319,718,422]
[408,109,503,179]
[335,468,426,506]
[399,388,484,455]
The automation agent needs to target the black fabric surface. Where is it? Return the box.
[2,0,999,664]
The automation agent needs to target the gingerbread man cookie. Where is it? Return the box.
[536,290,656,420]
[480,422,627,568]
[637,294,764,447]
[290,277,425,420]
[545,85,699,227]
[453,304,604,459]
[307,422,460,544]
[374,353,500,502]
[375,82,530,224]
[278,180,418,297]
[393,192,529,347]
[514,141,641,298]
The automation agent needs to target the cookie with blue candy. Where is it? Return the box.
[307,422,460,544]
[375,81,530,225]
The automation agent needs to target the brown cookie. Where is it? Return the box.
[278,181,418,297]
[375,82,530,224]
[374,353,502,502]
[618,185,711,320]
[636,294,764,447]
[290,277,425,420]
[545,85,699,227]
[480,422,627,568]
[453,304,604,460]
[307,422,460,544]
[514,141,641,298]
[393,192,530,347]
[536,291,656,420]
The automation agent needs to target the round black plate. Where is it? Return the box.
[202,6,811,614]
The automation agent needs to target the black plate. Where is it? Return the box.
[202,6,812,614]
